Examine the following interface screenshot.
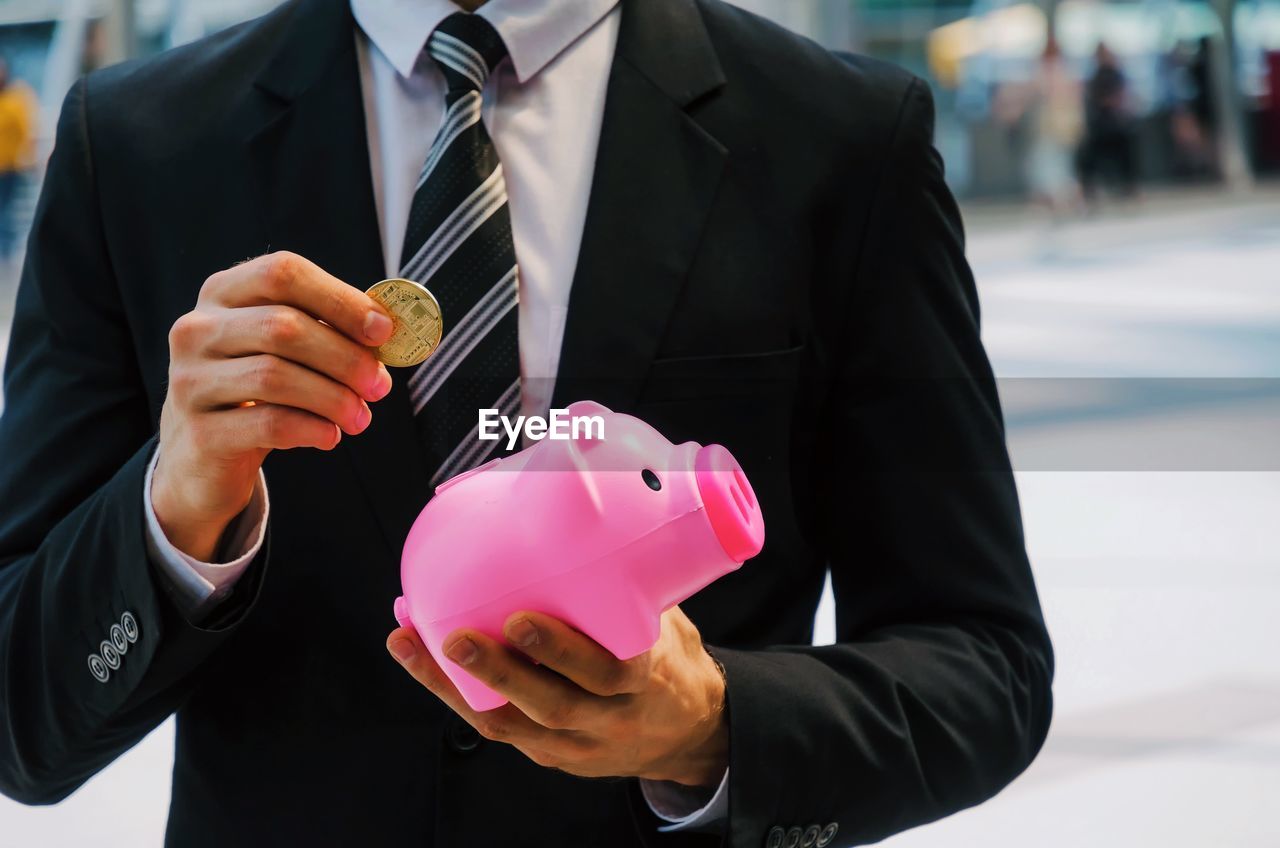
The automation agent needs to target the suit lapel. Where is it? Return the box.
[551,0,728,412]
[245,0,430,553]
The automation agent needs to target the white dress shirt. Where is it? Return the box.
[143,0,728,830]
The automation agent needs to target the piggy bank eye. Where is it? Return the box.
[641,469,662,491]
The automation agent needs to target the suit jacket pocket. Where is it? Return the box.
[640,344,805,403]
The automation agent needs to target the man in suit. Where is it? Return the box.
[0,0,1053,845]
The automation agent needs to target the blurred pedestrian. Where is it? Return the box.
[1076,42,1138,203]
[1160,41,1213,180]
[1026,36,1084,215]
[0,56,37,260]
[1184,36,1221,177]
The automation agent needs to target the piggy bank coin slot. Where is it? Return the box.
[642,469,662,491]
[435,455,504,495]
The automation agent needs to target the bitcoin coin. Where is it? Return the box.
[364,278,443,368]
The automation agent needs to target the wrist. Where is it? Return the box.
[665,649,730,788]
[676,725,729,789]
[151,454,250,562]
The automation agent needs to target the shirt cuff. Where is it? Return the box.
[142,450,268,614]
[639,768,730,833]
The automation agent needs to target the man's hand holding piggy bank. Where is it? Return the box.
[387,606,730,787]
[386,401,765,787]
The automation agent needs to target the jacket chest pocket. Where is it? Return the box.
[638,343,805,404]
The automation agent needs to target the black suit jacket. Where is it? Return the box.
[0,0,1053,845]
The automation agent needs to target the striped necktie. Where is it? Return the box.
[403,13,521,485]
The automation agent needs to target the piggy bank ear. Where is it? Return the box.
[562,400,610,451]
[519,429,604,514]
[568,399,611,440]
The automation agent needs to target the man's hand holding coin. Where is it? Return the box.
[152,252,397,561]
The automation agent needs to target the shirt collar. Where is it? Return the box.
[351,0,620,83]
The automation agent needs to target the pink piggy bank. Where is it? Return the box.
[393,400,765,711]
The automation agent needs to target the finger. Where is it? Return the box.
[206,403,342,452]
[209,305,392,403]
[511,735,603,777]
[441,629,612,731]
[200,252,394,345]
[502,612,649,698]
[385,626,551,746]
[188,354,372,435]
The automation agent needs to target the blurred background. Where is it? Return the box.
[0,0,1277,844]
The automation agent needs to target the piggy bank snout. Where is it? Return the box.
[694,444,764,562]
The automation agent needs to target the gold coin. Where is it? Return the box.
[364,278,443,367]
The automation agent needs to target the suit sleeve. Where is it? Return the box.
[711,78,1054,847]
[0,78,268,805]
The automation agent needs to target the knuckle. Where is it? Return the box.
[330,289,365,334]
[261,251,300,298]
[248,357,286,395]
[477,719,509,742]
[256,407,285,442]
[543,702,576,730]
[549,643,572,669]
[168,311,208,353]
[487,667,512,692]
[328,287,351,320]
[261,308,303,347]
[197,269,227,302]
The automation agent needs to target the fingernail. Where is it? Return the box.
[370,364,392,400]
[445,637,477,666]
[354,402,372,432]
[364,310,393,343]
[388,638,415,663]
[506,618,539,648]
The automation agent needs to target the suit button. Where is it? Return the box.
[87,653,110,683]
[120,611,139,643]
[446,718,481,753]
[816,823,839,847]
[110,623,129,654]
[784,827,802,848]
[801,825,820,847]
[765,826,785,848]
